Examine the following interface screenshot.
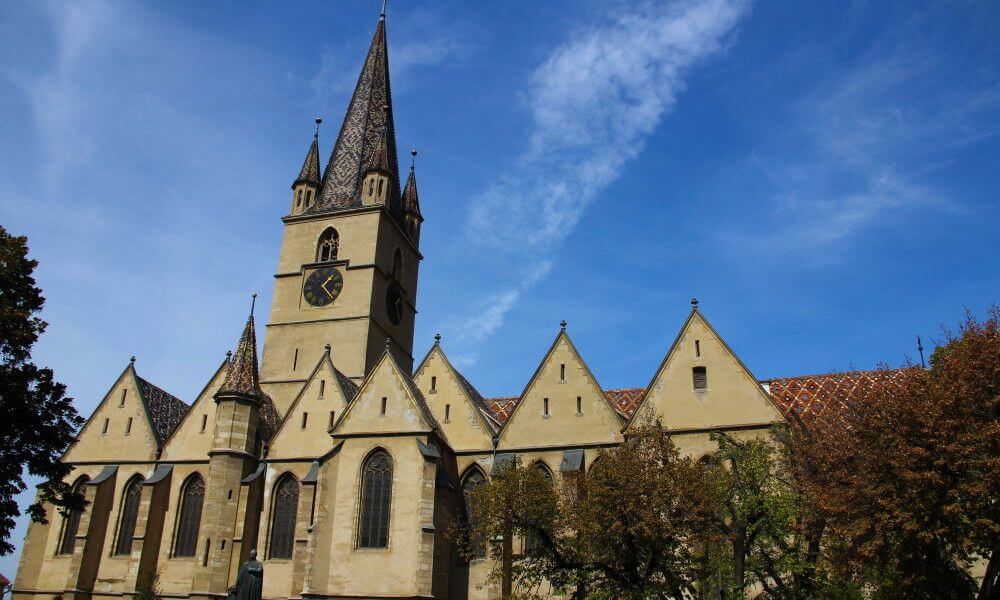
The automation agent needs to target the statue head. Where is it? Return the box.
[249,549,257,560]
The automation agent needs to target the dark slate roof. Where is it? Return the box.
[402,165,420,215]
[312,16,401,217]
[257,391,281,444]
[295,133,321,186]
[219,315,262,397]
[135,377,189,446]
[334,367,360,402]
[453,369,501,430]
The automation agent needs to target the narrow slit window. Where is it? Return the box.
[444,404,450,422]
[377,178,384,196]
[576,396,582,414]
[200,414,207,432]
[319,380,325,397]
[560,364,566,381]
[102,418,109,434]
[543,398,550,417]
[368,178,375,195]
[301,412,308,429]
[120,389,127,406]
[125,417,133,435]
[292,349,298,371]
[430,376,436,392]
[329,410,336,429]
[693,366,708,390]
[695,340,701,357]
[202,539,210,566]
[380,397,387,415]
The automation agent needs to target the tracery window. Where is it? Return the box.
[317,228,339,262]
[58,477,90,555]
[358,450,392,548]
[113,475,144,555]
[462,469,487,558]
[268,474,299,559]
[174,475,205,557]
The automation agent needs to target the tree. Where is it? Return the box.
[456,423,719,599]
[0,226,83,555]
[791,308,1000,599]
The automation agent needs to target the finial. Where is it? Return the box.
[250,293,257,317]
[434,333,441,345]
[385,337,392,350]
[691,297,699,309]
[324,343,331,355]
[130,355,136,365]
[314,117,322,139]
[560,320,567,331]
[917,335,926,368]
[380,0,388,19]
[410,149,417,170]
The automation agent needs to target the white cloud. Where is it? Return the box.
[452,0,751,357]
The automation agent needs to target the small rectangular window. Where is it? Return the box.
[693,366,708,390]
[120,389,127,406]
[560,364,566,381]
[125,417,133,435]
[430,376,437,392]
[576,396,582,414]
[381,397,387,415]
[319,380,325,397]
[202,539,210,567]
[301,412,308,429]
[293,348,299,371]
[200,414,207,432]
[102,418,109,434]
[444,404,450,422]
[543,398,550,417]
[695,340,701,357]
[329,410,336,428]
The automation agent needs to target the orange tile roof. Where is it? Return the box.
[604,387,645,418]
[489,397,519,424]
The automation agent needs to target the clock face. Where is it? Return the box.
[303,267,343,307]
[386,282,403,325]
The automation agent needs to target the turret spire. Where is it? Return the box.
[295,119,322,186]
[402,149,421,216]
[218,299,263,400]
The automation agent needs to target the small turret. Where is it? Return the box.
[401,149,423,244]
[291,118,322,215]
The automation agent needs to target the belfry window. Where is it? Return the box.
[268,474,299,560]
[174,475,205,557]
[306,189,313,206]
[114,475,144,555]
[316,228,339,262]
[296,189,302,207]
[58,477,90,555]
[693,366,708,390]
[368,178,375,195]
[358,450,392,548]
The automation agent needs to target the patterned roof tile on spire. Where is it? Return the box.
[312,16,401,215]
[295,133,321,186]
[402,165,420,215]
[135,376,189,446]
[219,315,263,398]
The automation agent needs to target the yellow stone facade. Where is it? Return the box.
[10,11,788,600]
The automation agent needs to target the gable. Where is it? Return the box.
[500,332,623,448]
[332,352,438,437]
[269,355,356,458]
[630,309,782,431]
[159,359,229,461]
[413,346,495,451]
[64,365,161,463]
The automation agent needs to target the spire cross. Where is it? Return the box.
[314,117,323,139]
[380,0,388,19]
[410,149,417,170]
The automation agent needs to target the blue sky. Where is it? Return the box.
[1,0,999,577]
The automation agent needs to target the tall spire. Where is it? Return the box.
[218,295,263,400]
[294,118,322,186]
[402,149,420,216]
[314,15,400,213]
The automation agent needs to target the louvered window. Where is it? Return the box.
[316,228,339,262]
[358,451,392,548]
[693,366,708,390]
[462,470,487,558]
[114,476,144,555]
[58,477,89,555]
[174,475,205,557]
[268,475,299,559]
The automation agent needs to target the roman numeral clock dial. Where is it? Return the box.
[303,266,343,307]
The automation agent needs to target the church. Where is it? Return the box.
[10,9,866,600]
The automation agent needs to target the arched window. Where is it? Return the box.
[524,464,553,553]
[113,475,144,555]
[392,249,402,282]
[268,474,299,559]
[316,228,339,262]
[174,475,205,557]
[358,450,392,548]
[296,189,302,207]
[461,468,487,558]
[58,476,90,555]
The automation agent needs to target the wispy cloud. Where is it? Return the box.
[451,0,751,360]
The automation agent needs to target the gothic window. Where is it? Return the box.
[316,228,339,262]
[392,249,402,281]
[461,468,487,558]
[306,189,313,206]
[296,189,302,207]
[368,178,375,196]
[358,450,392,548]
[174,475,205,557]
[524,464,553,553]
[268,474,299,560]
[58,477,90,555]
[693,366,708,390]
[113,475,144,555]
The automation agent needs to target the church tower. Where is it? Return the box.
[260,10,422,413]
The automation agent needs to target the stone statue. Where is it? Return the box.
[227,549,263,600]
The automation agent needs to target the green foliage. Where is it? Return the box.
[134,570,161,600]
[0,226,83,555]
